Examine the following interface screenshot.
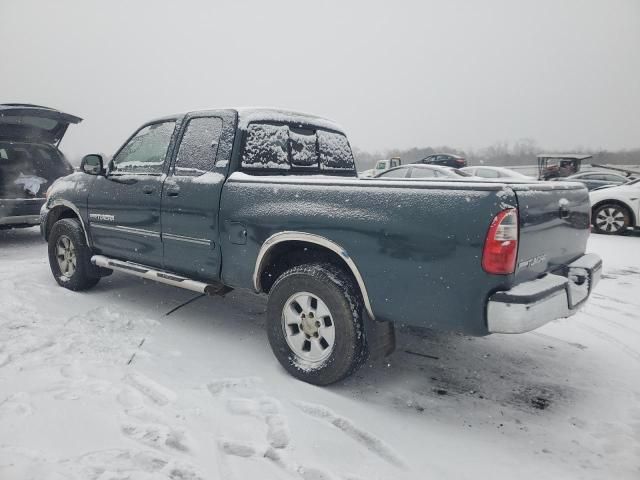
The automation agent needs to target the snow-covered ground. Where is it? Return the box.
[1,228,639,480]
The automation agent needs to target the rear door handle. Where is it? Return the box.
[142,185,155,194]
[166,187,180,197]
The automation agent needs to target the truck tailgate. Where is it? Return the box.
[511,182,591,283]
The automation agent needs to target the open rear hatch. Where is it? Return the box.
[510,181,591,283]
[0,104,82,145]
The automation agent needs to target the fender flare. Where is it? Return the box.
[253,231,375,320]
[46,199,91,245]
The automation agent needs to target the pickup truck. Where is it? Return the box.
[41,108,602,385]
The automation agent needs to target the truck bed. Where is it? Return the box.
[219,173,590,335]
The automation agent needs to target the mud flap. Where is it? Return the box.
[364,313,396,360]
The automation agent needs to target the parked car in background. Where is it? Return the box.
[374,164,474,179]
[461,166,535,180]
[558,171,631,191]
[41,107,601,385]
[414,153,467,168]
[0,103,80,228]
[359,157,401,178]
[589,179,640,234]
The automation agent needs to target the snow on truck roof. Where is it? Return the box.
[235,108,345,132]
[152,107,345,133]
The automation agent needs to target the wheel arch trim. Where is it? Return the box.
[253,231,375,320]
[46,200,91,245]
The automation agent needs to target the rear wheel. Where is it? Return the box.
[592,204,631,235]
[266,263,368,385]
[48,218,101,290]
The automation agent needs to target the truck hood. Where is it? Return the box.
[0,104,82,145]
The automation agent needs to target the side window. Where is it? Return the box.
[318,130,355,171]
[174,117,223,176]
[478,168,500,178]
[410,168,435,178]
[242,124,290,170]
[380,167,409,178]
[602,174,624,182]
[112,121,175,174]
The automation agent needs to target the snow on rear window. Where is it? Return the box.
[290,128,318,169]
[242,124,290,170]
[317,130,354,171]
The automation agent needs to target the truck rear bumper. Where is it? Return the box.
[487,253,602,334]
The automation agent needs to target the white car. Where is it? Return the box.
[589,179,640,234]
[461,166,536,180]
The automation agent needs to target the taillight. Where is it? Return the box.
[482,208,519,275]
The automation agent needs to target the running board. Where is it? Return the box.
[91,255,232,296]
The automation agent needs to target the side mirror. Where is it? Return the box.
[80,154,105,176]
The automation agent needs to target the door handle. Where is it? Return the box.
[142,185,155,194]
[166,187,180,197]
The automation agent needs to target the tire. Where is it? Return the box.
[48,218,101,291]
[266,263,368,385]
[592,204,631,235]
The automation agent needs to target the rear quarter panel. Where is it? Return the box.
[219,175,517,335]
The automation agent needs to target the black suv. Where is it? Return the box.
[0,104,81,228]
[414,153,467,168]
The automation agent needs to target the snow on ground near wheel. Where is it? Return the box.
[0,227,639,479]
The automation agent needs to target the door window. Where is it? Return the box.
[112,121,175,174]
[601,174,624,182]
[174,117,223,176]
[477,168,500,178]
[410,167,436,178]
[379,167,409,178]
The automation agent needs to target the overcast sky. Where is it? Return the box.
[1,0,638,160]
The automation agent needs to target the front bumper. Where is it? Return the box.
[0,198,45,227]
[487,253,602,334]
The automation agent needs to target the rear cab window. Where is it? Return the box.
[240,122,356,175]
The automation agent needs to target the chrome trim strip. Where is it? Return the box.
[253,231,375,320]
[162,232,211,246]
[46,199,91,245]
[92,223,161,238]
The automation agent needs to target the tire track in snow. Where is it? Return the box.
[576,324,640,363]
[294,400,406,469]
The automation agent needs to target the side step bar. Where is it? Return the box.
[91,255,232,296]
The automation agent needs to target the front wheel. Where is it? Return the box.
[592,204,631,235]
[266,263,368,385]
[48,218,101,290]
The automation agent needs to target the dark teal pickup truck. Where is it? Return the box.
[41,108,601,385]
